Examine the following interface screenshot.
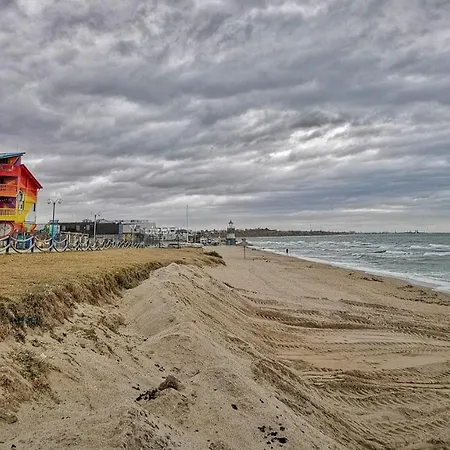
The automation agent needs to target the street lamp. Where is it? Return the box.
[93,213,101,241]
[186,204,189,243]
[47,198,62,238]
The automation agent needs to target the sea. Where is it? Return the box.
[249,234,450,292]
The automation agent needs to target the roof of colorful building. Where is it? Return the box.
[0,152,26,160]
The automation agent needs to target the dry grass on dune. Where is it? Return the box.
[0,248,223,340]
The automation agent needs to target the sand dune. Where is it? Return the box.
[1,247,449,449]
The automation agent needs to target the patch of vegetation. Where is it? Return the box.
[13,349,51,392]
[99,313,125,334]
[83,327,98,342]
[15,350,49,381]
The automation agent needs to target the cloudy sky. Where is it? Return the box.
[1,0,449,231]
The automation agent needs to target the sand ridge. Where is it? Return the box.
[1,246,449,449]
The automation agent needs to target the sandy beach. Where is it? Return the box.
[1,246,450,449]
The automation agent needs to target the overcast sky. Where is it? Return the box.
[1,0,449,231]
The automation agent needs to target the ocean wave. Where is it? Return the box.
[430,244,450,249]
[365,252,415,259]
[386,250,410,254]
[423,252,450,257]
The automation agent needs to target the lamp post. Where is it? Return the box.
[47,198,62,238]
[186,204,189,244]
[93,213,101,242]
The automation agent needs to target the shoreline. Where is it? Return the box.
[219,245,450,307]
[249,243,450,293]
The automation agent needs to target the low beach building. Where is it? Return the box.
[58,219,159,245]
[59,220,123,241]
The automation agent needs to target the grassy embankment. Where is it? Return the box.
[0,248,223,341]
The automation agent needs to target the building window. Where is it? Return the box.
[86,225,90,231]
[76,225,80,231]
[61,225,66,231]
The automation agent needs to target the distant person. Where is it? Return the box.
[286,248,289,254]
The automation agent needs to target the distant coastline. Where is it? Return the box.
[235,229,355,237]
[233,229,442,238]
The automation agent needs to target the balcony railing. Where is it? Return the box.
[0,164,19,175]
[0,208,16,217]
[0,184,18,197]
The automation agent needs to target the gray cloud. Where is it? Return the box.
[1,0,449,231]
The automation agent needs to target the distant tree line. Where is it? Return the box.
[201,228,355,238]
[235,228,355,237]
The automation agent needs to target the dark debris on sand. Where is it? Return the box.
[258,425,288,447]
[135,375,183,402]
[136,388,158,402]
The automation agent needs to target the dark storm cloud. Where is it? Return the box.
[1,0,450,230]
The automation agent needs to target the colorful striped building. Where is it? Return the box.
[0,152,42,237]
